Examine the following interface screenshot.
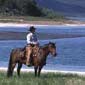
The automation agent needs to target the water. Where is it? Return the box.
[0,26,85,35]
[0,26,85,71]
[67,17,85,21]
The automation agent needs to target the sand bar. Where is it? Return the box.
[0,67,85,76]
[0,22,85,27]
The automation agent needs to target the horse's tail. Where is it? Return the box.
[7,49,13,77]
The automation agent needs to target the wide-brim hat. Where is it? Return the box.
[29,26,36,31]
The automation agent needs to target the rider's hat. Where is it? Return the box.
[29,26,36,32]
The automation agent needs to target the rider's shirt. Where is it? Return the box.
[26,32,38,45]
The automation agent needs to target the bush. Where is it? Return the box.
[42,8,64,19]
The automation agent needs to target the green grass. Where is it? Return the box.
[0,15,66,23]
[0,72,85,85]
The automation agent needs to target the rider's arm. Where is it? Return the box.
[26,33,32,44]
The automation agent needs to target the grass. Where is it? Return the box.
[0,15,82,25]
[0,72,85,85]
[0,15,66,23]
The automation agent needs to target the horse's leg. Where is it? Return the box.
[10,63,16,76]
[34,66,38,77]
[17,63,22,77]
[38,66,43,77]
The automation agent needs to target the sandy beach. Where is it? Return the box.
[0,22,85,27]
[1,67,85,76]
[0,19,85,27]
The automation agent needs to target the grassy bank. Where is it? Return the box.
[0,16,84,25]
[0,72,85,85]
[0,15,76,25]
[0,16,64,22]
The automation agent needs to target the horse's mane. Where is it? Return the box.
[42,42,55,48]
[41,43,49,49]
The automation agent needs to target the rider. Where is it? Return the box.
[26,26,39,66]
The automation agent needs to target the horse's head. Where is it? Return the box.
[48,42,57,57]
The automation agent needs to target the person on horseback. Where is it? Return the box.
[26,26,39,66]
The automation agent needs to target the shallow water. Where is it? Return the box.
[0,26,85,71]
[0,37,85,71]
[0,26,85,35]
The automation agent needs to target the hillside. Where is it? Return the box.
[35,0,85,17]
[0,0,43,16]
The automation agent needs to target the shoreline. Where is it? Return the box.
[0,20,85,27]
[0,67,85,76]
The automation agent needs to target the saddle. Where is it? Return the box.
[32,46,39,57]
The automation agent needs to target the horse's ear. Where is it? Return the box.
[48,42,51,45]
[49,41,56,44]
[49,41,51,44]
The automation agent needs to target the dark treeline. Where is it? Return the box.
[0,0,64,19]
[0,0,43,16]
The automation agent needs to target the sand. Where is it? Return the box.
[0,20,85,27]
[0,67,85,76]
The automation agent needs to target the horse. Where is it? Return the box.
[7,42,57,77]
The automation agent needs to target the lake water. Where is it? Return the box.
[0,26,85,71]
[67,17,85,22]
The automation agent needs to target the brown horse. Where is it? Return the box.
[7,42,57,77]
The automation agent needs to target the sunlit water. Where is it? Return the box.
[0,26,85,71]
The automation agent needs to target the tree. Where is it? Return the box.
[0,0,43,16]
